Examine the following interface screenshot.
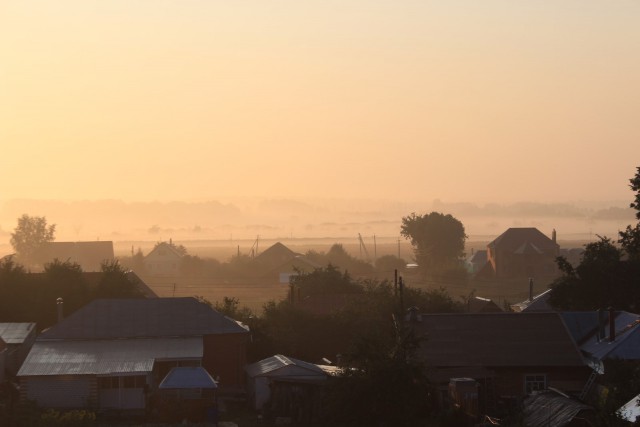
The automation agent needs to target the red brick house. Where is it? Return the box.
[18,298,249,411]
[480,228,560,279]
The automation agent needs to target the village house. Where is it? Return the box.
[143,241,184,276]
[477,228,560,280]
[410,312,590,415]
[253,242,320,284]
[17,297,249,412]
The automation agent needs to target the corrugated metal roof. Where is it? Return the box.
[18,337,202,376]
[245,355,327,378]
[413,312,586,367]
[39,298,248,340]
[159,367,217,389]
[0,323,35,344]
[523,390,595,427]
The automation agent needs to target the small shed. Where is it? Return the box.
[0,323,36,377]
[245,355,333,410]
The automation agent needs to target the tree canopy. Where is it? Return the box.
[550,166,640,311]
[10,214,56,266]
[400,212,467,276]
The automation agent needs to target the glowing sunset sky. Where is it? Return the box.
[2,1,639,204]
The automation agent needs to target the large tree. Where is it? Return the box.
[550,166,640,311]
[619,166,640,259]
[400,212,467,276]
[10,214,56,266]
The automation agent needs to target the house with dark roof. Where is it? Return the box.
[18,297,249,411]
[479,228,560,279]
[410,312,590,413]
[33,241,115,272]
[254,242,320,284]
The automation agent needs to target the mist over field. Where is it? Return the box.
[0,197,634,258]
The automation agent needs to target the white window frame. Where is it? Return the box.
[524,374,547,394]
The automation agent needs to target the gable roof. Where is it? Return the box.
[412,312,586,368]
[39,297,248,340]
[0,323,36,344]
[245,354,327,378]
[488,228,558,253]
[145,242,184,260]
[255,243,298,267]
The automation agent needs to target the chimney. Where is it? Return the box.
[552,229,557,244]
[56,297,64,323]
[529,278,534,302]
[609,306,616,342]
[597,308,605,342]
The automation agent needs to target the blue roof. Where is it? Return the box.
[159,367,218,389]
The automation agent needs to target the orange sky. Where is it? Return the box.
[1,1,639,204]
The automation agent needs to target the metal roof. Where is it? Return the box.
[245,355,328,378]
[39,297,249,340]
[18,337,202,377]
[159,367,217,389]
[562,311,640,360]
[0,323,36,344]
[523,390,595,427]
[412,312,586,367]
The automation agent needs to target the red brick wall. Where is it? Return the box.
[202,333,249,392]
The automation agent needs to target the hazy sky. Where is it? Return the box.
[2,1,639,204]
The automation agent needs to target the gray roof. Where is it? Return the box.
[18,337,202,376]
[159,367,218,389]
[39,298,248,340]
[523,390,594,427]
[561,311,640,360]
[245,355,327,378]
[412,312,586,367]
[0,323,36,344]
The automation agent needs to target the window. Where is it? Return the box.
[524,374,547,394]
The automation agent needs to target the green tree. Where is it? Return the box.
[95,260,143,298]
[322,318,433,426]
[619,166,640,259]
[10,214,56,266]
[400,212,467,277]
